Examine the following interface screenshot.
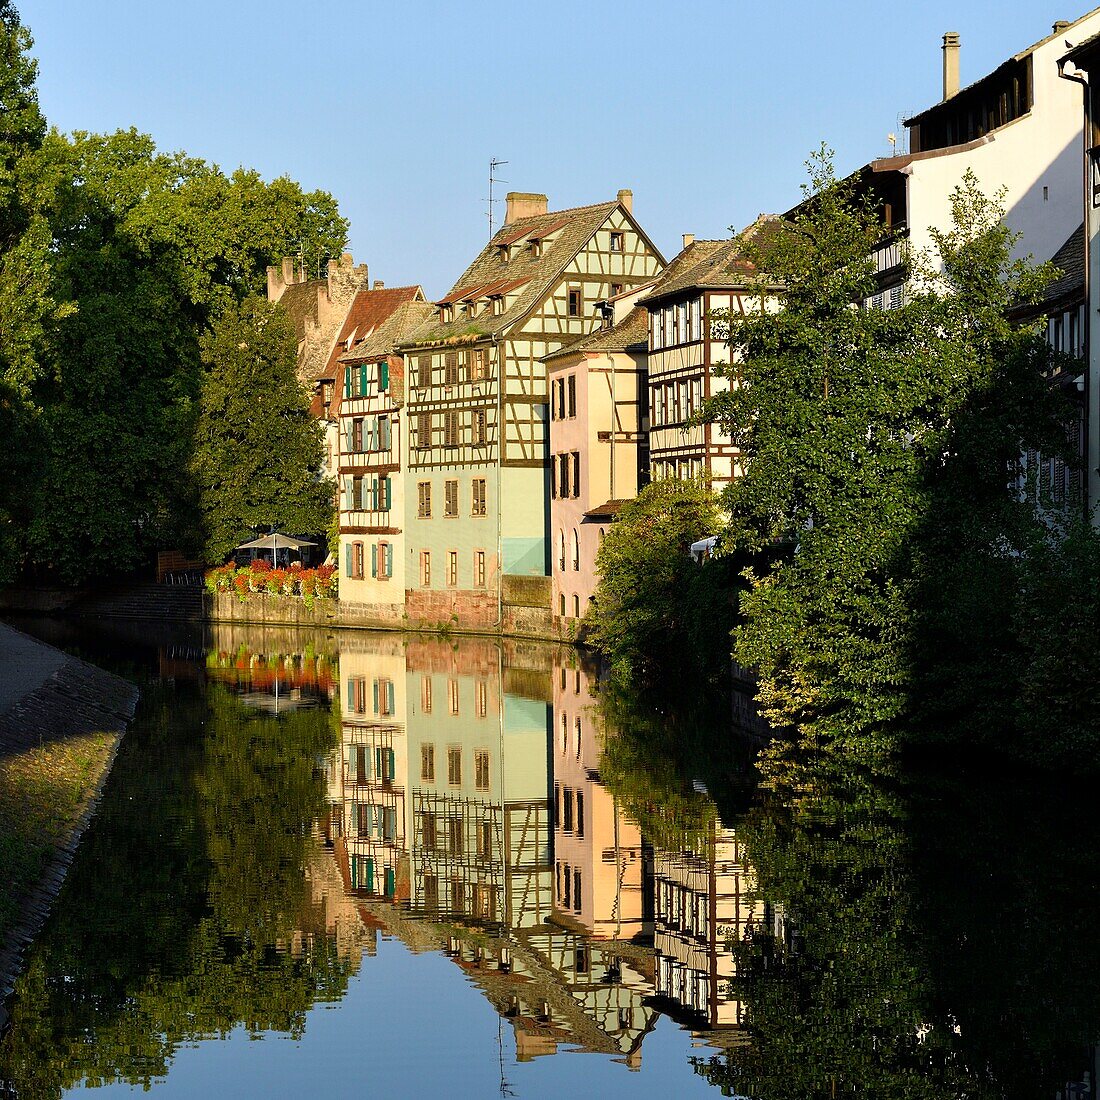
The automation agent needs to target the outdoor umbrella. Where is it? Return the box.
[234,533,316,567]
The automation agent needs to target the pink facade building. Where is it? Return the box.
[544,287,653,627]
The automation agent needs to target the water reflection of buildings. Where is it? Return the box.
[315,635,766,1067]
[652,827,763,1034]
[552,658,649,942]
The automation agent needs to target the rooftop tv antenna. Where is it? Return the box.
[488,157,508,240]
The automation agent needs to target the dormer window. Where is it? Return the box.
[490,295,504,316]
[610,231,624,252]
[464,299,477,318]
[498,244,510,262]
[440,304,453,323]
[530,237,543,258]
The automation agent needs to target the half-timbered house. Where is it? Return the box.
[638,233,777,488]
[397,191,665,630]
[335,290,431,610]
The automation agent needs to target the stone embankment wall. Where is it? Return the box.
[207,575,562,641]
[0,625,140,1027]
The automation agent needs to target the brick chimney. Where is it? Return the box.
[942,32,960,101]
[1053,20,1071,34]
[617,189,633,215]
[504,192,548,225]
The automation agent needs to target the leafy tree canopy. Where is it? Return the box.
[191,295,334,563]
[587,477,734,680]
[700,148,1077,760]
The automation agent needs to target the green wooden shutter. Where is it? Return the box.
[371,543,378,578]
[344,543,353,578]
[366,858,375,893]
[344,366,353,399]
[372,679,379,714]
[346,677,354,711]
[383,476,392,511]
[374,747,383,778]
[379,361,389,392]
[386,681,395,716]
[371,477,379,510]
[359,363,368,396]
[384,543,393,577]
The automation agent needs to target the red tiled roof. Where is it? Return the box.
[497,223,535,247]
[438,275,530,306]
[317,286,424,382]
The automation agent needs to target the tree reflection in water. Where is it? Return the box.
[0,676,348,1098]
[3,625,1100,1100]
[688,748,1100,1099]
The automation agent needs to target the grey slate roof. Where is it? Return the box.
[1042,222,1085,305]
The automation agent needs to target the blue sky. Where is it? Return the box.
[17,1,1093,298]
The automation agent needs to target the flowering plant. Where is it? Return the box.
[204,561,338,605]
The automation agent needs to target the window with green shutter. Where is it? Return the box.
[359,363,368,396]
[383,476,392,511]
[344,543,353,578]
[379,360,389,392]
[343,365,353,399]
[371,544,378,578]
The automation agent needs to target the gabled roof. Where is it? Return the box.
[399,199,664,348]
[315,285,425,383]
[637,233,773,307]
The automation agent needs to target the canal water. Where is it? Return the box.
[0,618,1097,1099]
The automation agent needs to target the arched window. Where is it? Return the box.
[598,527,606,545]
[558,530,566,571]
[573,594,580,618]
[571,529,580,571]
[559,593,566,616]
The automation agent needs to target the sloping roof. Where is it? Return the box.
[544,304,650,362]
[907,8,1100,126]
[1043,222,1085,305]
[584,499,630,519]
[341,299,435,363]
[1063,28,1100,64]
[637,235,770,306]
[315,286,425,383]
[278,279,325,335]
[399,200,651,348]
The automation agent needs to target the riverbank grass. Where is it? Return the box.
[0,732,116,943]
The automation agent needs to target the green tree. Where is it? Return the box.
[0,676,349,1098]
[587,477,732,679]
[11,128,347,582]
[701,151,1073,758]
[191,295,334,563]
[0,0,58,582]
